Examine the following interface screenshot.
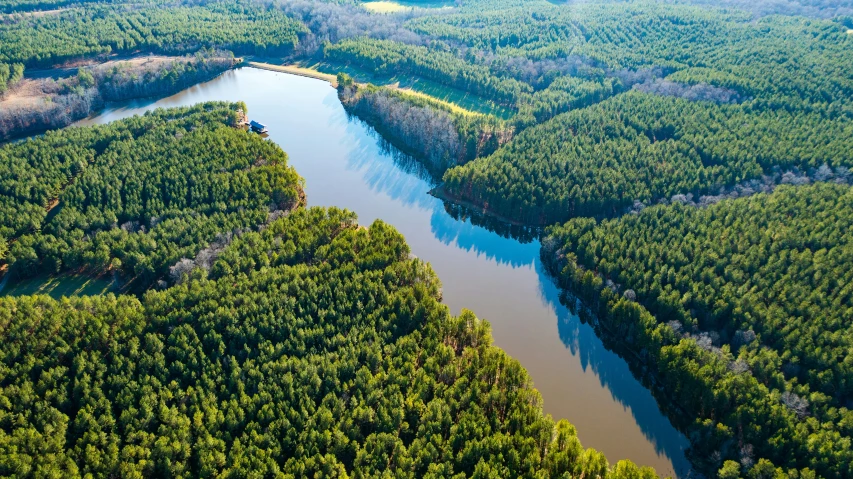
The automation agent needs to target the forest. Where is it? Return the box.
[0,104,661,478]
[0,62,24,95]
[0,51,236,140]
[337,73,512,175]
[543,183,853,478]
[321,2,853,477]
[1,0,852,477]
[314,0,853,204]
[0,0,305,68]
[441,91,853,224]
[0,102,303,291]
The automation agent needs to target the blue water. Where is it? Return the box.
[78,67,692,477]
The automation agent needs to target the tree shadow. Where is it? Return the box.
[534,258,694,477]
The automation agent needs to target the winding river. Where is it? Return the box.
[77,67,692,477]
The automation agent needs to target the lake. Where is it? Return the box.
[77,67,692,477]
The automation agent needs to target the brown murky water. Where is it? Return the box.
[78,67,692,477]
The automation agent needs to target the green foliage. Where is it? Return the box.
[0,206,656,478]
[336,71,354,88]
[75,68,94,89]
[409,0,853,110]
[325,38,533,105]
[339,82,511,174]
[515,75,620,128]
[544,183,853,477]
[719,460,742,479]
[442,91,853,224]
[0,102,302,290]
[0,0,306,68]
[0,62,24,95]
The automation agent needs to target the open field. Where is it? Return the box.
[4,58,179,110]
[362,0,453,12]
[363,1,410,12]
[0,273,118,298]
[393,77,515,119]
[1,7,68,18]
[389,85,481,117]
[0,78,51,108]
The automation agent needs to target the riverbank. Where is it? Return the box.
[429,185,536,228]
[0,53,236,141]
[66,68,693,476]
[245,60,339,87]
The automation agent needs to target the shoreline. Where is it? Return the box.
[428,185,544,228]
[244,61,339,87]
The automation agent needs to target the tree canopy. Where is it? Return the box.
[544,183,853,478]
[0,102,302,291]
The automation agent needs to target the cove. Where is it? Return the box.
[77,67,692,477]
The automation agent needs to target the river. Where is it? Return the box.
[77,67,692,477]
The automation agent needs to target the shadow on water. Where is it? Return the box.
[429,204,692,475]
[74,67,693,477]
[533,259,694,477]
[429,205,540,268]
[344,119,692,474]
[346,122,440,208]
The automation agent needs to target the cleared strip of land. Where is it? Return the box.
[245,61,339,86]
[389,85,482,117]
[363,1,410,13]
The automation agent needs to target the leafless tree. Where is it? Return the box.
[169,258,196,284]
[634,78,741,104]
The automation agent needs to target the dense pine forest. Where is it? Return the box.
[543,184,853,478]
[1,0,852,476]
[0,104,658,478]
[0,0,304,67]
[0,102,303,290]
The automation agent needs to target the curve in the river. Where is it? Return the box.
[76,67,693,478]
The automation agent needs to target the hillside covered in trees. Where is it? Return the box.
[543,183,853,478]
[0,51,236,140]
[441,92,853,224]
[0,102,303,291]
[0,104,659,479]
[337,74,512,175]
[2,0,853,477]
[0,0,305,68]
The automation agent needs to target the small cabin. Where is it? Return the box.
[250,120,268,133]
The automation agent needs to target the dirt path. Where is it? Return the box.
[245,61,338,87]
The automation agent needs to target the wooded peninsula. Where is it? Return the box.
[1,0,851,477]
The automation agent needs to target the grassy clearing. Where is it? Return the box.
[396,77,515,120]
[389,85,480,117]
[0,273,118,298]
[363,1,410,12]
[362,0,453,12]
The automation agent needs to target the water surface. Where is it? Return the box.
[78,67,692,477]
